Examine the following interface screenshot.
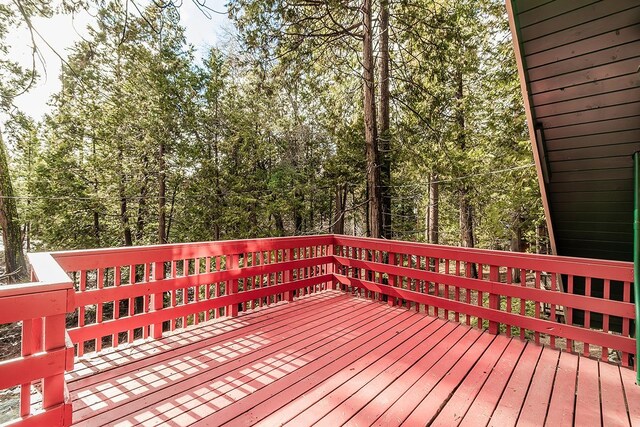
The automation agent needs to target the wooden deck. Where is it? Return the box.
[66,290,639,427]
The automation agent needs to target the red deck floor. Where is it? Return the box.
[66,290,639,427]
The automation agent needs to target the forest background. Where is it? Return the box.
[0,0,547,282]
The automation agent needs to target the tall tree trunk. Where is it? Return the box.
[0,134,26,281]
[455,68,476,277]
[332,183,347,234]
[362,0,383,238]
[117,147,133,247]
[135,157,149,242]
[158,142,167,244]
[455,69,474,249]
[511,211,524,253]
[379,0,392,240]
[119,185,133,247]
[428,173,439,244]
[293,189,304,233]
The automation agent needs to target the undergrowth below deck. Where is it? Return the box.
[66,290,640,427]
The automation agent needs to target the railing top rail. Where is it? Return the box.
[0,253,73,300]
[50,235,334,271]
[334,235,634,282]
[24,234,633,281]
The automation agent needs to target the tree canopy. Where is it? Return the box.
[0,0,546,280]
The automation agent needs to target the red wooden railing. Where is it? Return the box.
[0,234,635,426]
[333,235,636,365]
[0,253,75,427]
[52,236,335,357]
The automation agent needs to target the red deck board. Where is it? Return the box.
[67,292,340,388]
[72,293,386,425]
[402,333,496,426]
[545,351,578,427]
[212,312,443,427]
[517,346,560,426]
[430,334,511,427]
[599,362,629,427]
[373,328,484,426]
[285,320,452,426]
[488,342,543,426]
[299,322,465,427]
[458,339,526,427]
[66,291,638,427]
[620,366,640,427]
[575,356,602,425]
[140,306,414,427]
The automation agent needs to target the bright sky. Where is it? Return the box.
[8,0,230,119]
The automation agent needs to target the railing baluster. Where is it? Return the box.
[113,266,121,347]
[171,261,177,330]
[584,276,592,357]
[205,257,211,320]
[602,278,610,361]
[182,259,189,328]
[489,265,499,334]
[96,268,104,352]
[534,270,541,346]
[622,280,630,366]
[506,267,512,337]
[454,260,461,323]
[566,275,574,353]
[151,261,164,339]
[128,265,135,343]
[78,270,86,357]
[550,273,556,349]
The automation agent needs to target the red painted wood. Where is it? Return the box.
[458,339,526,427]
[67,274,332,345]
[333,235,633,282]
[0,348,66,391]
[517,347,560,426]
[431,335,511,427]
[599,362,629,427]
[0,289,69,325]
[4,235,637,427]
[335,274,635,355]
[6,403,68,427]
[545,350,578,427]
[198,311,435,427]
[72,295,404,425]
[374,328,483,426]
[402,333,496,426]
[61,291,639,427]
[334,256,634,319]
[575,356,602,425]
[53,235,335,271]
[67,292,343,390]
[620,366,640,426]
[488,343,543,426]
[254,322,460,427]
[284,318,447,426]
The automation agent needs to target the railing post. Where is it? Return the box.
[327,244,336,290]
[42,314,66,410]
[633,151,640,384]
[151,261,164,339]
[228,254,239,317]
[284,248,293,301]
[388,252,396,306]
[489,265,499,335]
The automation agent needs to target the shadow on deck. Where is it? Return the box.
[66,291,639,427]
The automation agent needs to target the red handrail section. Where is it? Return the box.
[51,235,335,357]
[333,235,636,365]
[0,253,75,427]
[1,234,635,426]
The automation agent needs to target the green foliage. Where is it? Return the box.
[2,0,545,254]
